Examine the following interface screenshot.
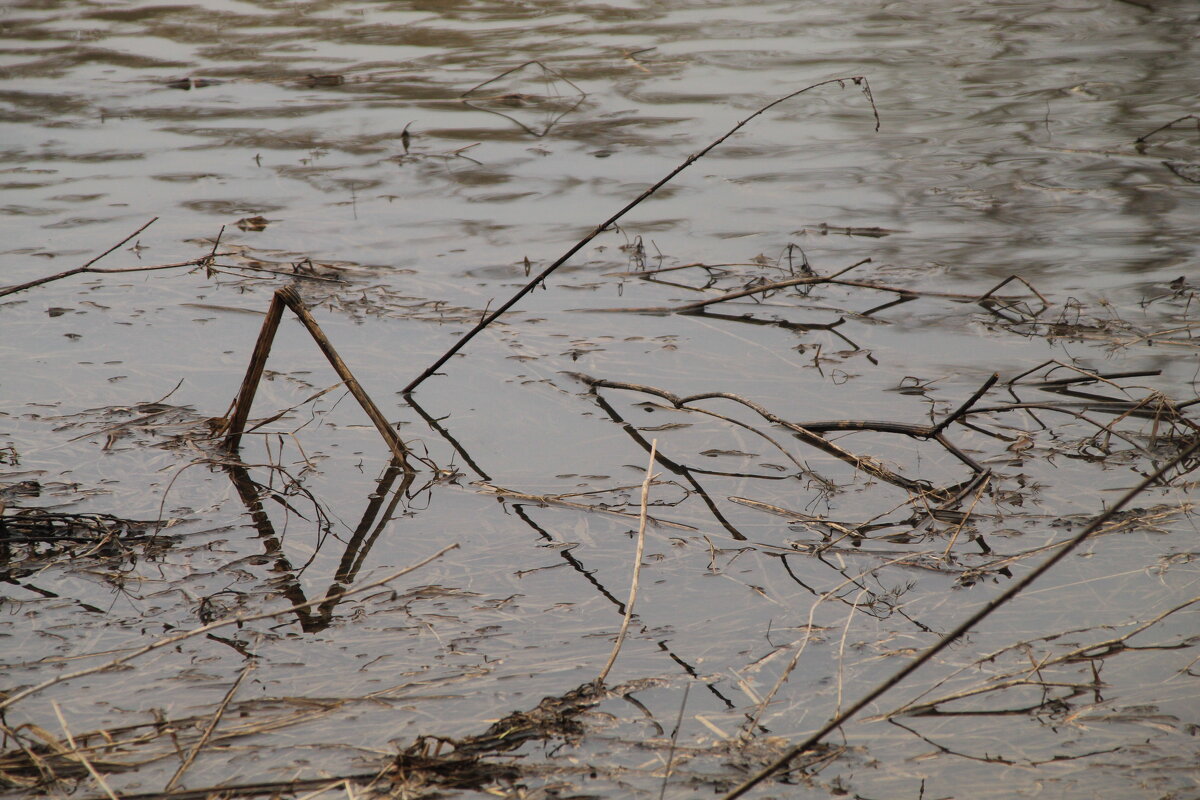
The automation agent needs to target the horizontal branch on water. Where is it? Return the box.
[567,371,999,498]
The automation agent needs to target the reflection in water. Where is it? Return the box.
[2,0,1199,797]
[223,454,415,633]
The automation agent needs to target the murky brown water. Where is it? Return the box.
[3,1,1199,798]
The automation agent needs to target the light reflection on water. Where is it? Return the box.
[1,1,1198,797]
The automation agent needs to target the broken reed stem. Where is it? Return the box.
[279,288,414,469]
[721,437,1200,799]
[221,290,287,450]
[0,544,458,713]
[598,439,657,684]
[163,663,254,793]
[932,373,998,436]
[221,287,415,472]
[51,701,120,800]
[402,76,879,394]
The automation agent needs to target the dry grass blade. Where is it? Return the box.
[51,702,120,800]
[598,440,658,684]
[163,662,254,793]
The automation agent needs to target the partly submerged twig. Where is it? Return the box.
[579,269,1037,316]
[1134,113,1199,146]
[719,437,1200,799]
[474,478,694,531]
[598,440,658,684]
[402,76,880,394]
[659,682,690,800]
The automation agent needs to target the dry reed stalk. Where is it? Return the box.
[598,440,658,684]
[220,286,415,472]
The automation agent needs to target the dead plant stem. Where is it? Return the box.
[221,286,415,472]
[598,440,657,684]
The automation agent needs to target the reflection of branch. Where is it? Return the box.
[588,390,750,540]
[0,544,458,713]
[406,394,491,481]
[406,392,737,706]
[460,60,586,138]
[221,455,415,632]
[333,457,417,585]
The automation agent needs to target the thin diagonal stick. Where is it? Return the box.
[163,663,254,793]
[402,77,879,394]
[51,701,120,800]
[598,439,658,683]
[659,682,691,800]
[721,438,1200,799]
